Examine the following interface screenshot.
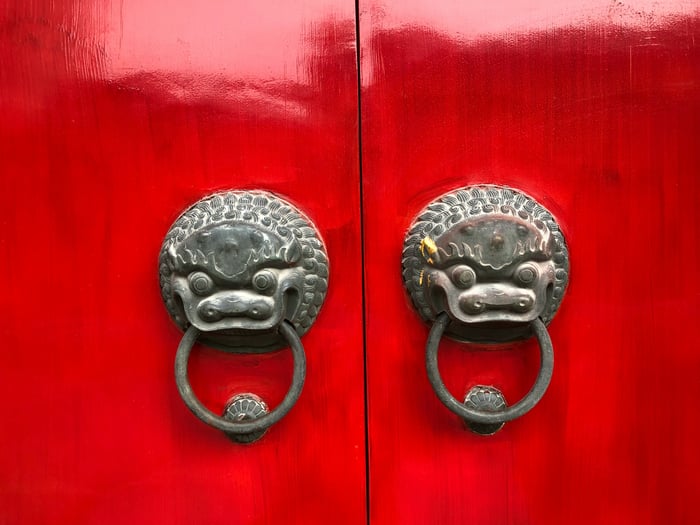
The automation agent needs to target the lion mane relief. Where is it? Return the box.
[159,191,328,351]
[402,185,569,342]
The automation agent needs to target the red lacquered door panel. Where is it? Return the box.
[4,0,700,523]
[0,2,365,523]
[359,1,700,524]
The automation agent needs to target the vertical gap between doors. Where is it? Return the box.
[354,1,370,524]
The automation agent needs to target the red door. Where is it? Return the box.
[2,1,700,524]
[0,1,366,523]
[360,1,700,524]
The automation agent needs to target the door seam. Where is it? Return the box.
[353,1,370,524]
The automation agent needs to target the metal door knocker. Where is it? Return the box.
[402,185,569,434]
[159,191,328,443]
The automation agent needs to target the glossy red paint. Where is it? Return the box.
[359,1,700,524]
[3,0,700,523]
[0,1,365,523]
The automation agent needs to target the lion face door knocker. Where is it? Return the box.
[159,191,328,443]
[402,185,569,435]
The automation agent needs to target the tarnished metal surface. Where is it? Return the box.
[463,386,507,436]
[175,322,306,439]
[223,394,270,444]
[162,191,324,440]
[405,185,566,431]
[402,185,568,343]
[426,313,554,427]
[160,190,328,352]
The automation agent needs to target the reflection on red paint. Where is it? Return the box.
[0,1,365,523]
[359,0,698,85]
[360,1,700,523]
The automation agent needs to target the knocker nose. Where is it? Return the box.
[458,288,535,315]
[197,294,274,322]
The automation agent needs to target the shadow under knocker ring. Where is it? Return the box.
[175,321,306,440]
[426,313,554,432]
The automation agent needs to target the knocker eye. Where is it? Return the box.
[451,265,476,289]
[252,269,278,295]
[514,263,539,287]
[188,271,215,296]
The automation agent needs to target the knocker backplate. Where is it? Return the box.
[159,190,328,353]
[402,185,569,343]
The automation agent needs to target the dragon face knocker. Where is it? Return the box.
[403,185,570,434]
[160,190,328,442]
[160,191,328,352]
[402,185,569,342]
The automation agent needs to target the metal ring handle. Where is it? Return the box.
[426,312,554,425]
[174,321,306,435]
